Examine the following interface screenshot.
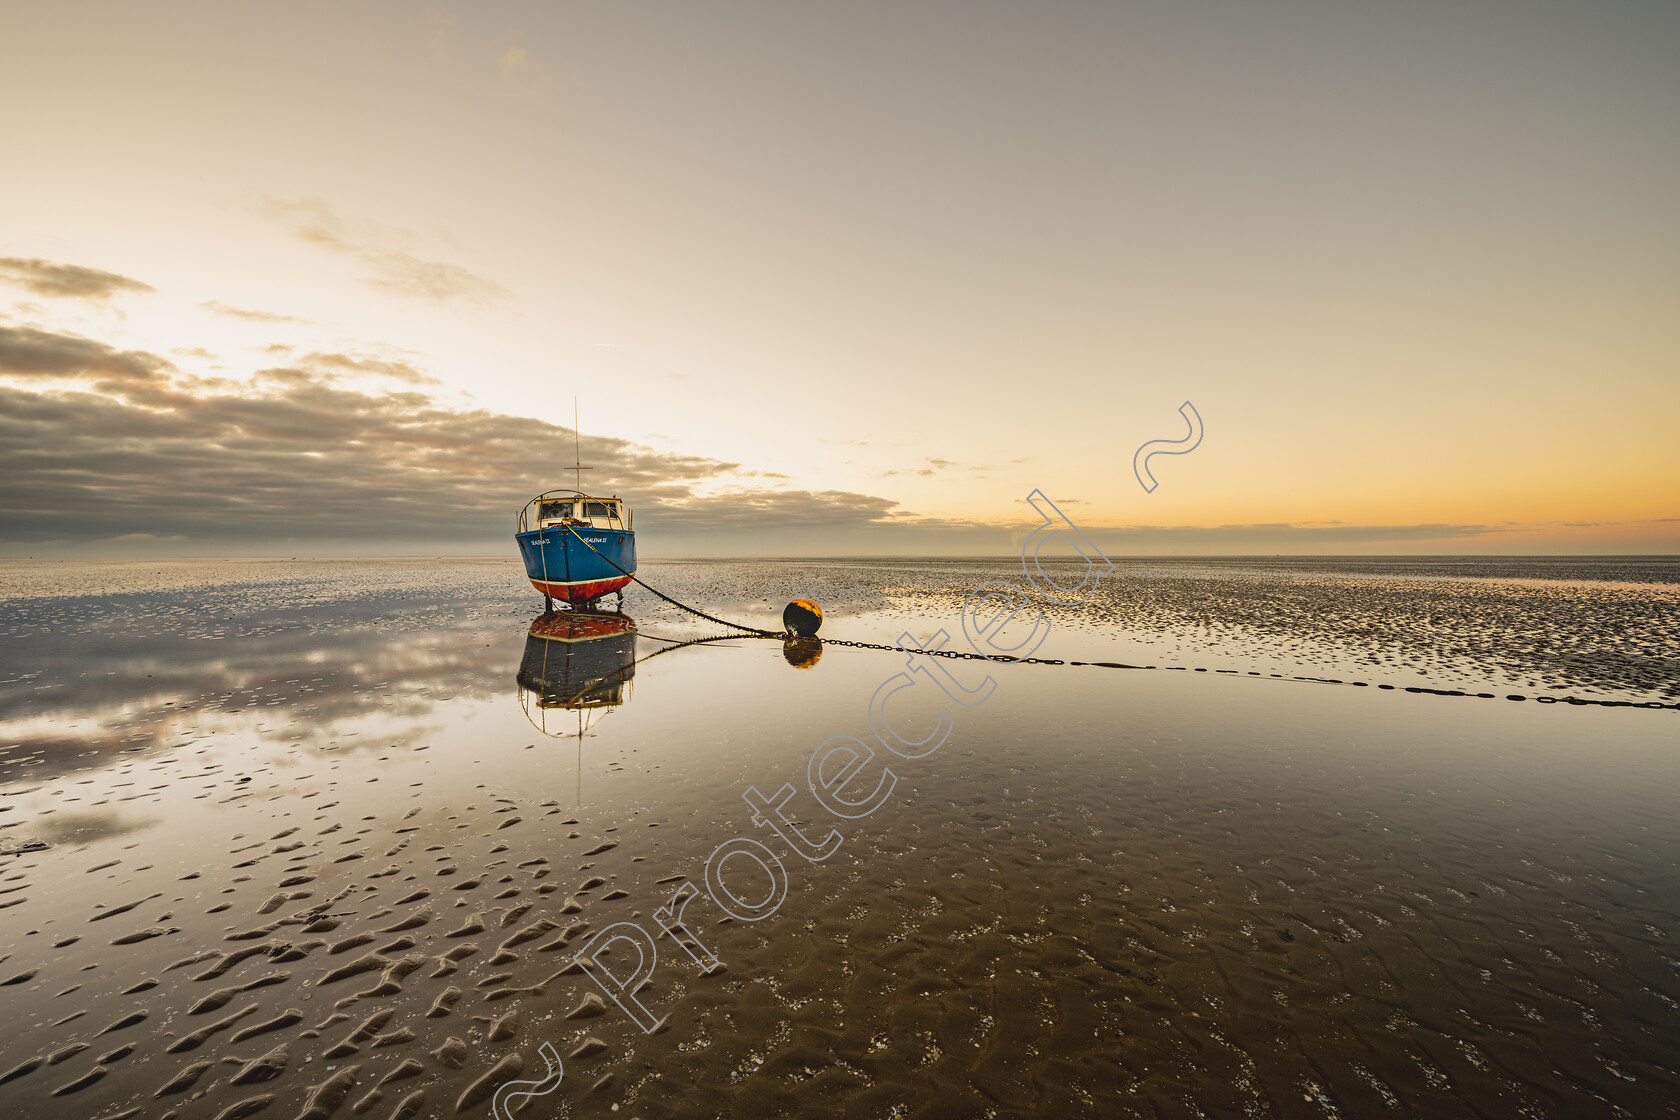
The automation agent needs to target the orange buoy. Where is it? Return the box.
[783,599,823,637]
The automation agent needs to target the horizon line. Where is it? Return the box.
[4,553,1678,563]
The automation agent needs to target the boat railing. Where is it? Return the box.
[518,490,632,534]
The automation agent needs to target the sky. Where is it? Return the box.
[2,0,1676,557]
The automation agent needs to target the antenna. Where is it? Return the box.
[571,397,592,494]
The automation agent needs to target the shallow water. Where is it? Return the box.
[0,557,1676,1119]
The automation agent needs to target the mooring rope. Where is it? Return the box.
[561,527,784,637]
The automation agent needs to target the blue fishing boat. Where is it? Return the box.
[515,406,638,609]
[515,489,637,608]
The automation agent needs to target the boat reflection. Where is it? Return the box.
[517,609,639,806]
[516,610,638,737]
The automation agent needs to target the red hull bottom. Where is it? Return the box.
[531,574,634,604]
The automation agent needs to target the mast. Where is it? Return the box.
[572,398,588,494]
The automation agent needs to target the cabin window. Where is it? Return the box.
[538,501,573,521]
[583,501,616,519]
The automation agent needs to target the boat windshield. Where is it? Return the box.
[528,496,627,530]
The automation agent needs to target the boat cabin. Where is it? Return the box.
[520,490,632,533]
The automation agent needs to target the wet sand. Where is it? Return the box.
[1,557,1676,1118]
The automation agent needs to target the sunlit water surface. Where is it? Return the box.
[0,557,1676,1120]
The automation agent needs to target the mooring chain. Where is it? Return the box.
[814,636,1065,665]
[543,534,1678,713]
[814,638,1678,711]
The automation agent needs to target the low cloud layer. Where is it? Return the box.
[0,257,155,300]
[1074,522,1507,550]
[0,325,917,547]
[0,324,172,384]
[294,350,441,386]
[4,322,1656,557]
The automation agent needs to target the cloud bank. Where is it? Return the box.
[0,324,927,551]
[0,324,172,385]
[0,257,155,300]
[4,326,1662,557]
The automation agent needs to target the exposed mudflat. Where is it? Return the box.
[0,557,1675,1119]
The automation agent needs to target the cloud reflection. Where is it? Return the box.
[0,582,528,786]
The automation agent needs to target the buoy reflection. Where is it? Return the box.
[782,636,823,669]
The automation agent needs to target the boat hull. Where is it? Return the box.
[515,526,636,604]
